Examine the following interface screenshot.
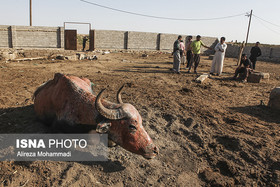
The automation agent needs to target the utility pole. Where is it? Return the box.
[30,0,32,26]
[245,9,253,45]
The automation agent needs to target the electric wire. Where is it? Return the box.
[253,14,280,28]
[80,0,246,21]
[254,15,280,35]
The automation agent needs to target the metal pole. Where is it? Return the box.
[245,9,253,45]
[30,0,32,26]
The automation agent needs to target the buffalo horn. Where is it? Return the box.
[96,88,127,120]
[116,84,126,104]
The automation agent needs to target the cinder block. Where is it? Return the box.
[247,73,262,83]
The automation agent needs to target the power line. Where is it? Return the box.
[80,0,246,21]
[253,14,280,28]
[254,16,280,35]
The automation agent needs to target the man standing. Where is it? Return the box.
[189,35,212,74]
[82,36,88,51]
[210,37,227,76]
[249,42,262,70]
[180,40,186,65]
[233,54,253,83]
[186,36,193,69]
[173,35,182,74]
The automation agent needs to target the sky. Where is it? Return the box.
[1,0,280,45]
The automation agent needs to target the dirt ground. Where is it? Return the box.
[0,51,279,186]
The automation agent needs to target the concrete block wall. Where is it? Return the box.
[94,30,218,55]
[0,25,64,48]
[201,37,219,55]
[94,30,126,49]
[127,31,158,50]
[226,44,280,62]
[257,47,272,61]
[225,44,240,58]
[0,26,11,48]
[159,34,187,50]
[270,48,280,62]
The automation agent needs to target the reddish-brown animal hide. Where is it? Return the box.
[33,73,158,159]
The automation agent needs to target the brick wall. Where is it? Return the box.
[0,25,64,48]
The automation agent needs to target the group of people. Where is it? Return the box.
[173,35,212,74]
[172,35,262,82]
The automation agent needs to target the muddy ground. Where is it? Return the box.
[0,51,279,186]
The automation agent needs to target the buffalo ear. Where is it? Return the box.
[96,120,111,133]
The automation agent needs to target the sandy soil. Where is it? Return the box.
[0,51,279,186]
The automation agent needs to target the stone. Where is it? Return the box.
[195,73,209,83]
[102,51,110,55]
[142,54,148,57]
[77,53,86,60]
[254,72,270,79]
[65,55,77,61]
[1,52,17,60]
[268,87,280,110]
[91,55,98,60]
[56,55,65,60]
[208,55,214,60]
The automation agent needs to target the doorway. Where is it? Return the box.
[64,22,94,51]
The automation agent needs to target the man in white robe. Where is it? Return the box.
[210,37,227,76]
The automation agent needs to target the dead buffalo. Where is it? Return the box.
[33,73,158,159]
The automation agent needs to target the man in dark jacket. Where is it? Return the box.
[82,36,88,51]
[249,42,261,70]
[233,54,253,83]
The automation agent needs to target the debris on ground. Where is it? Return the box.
[195,73,209,83]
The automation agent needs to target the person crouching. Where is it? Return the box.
[233,54,253,83]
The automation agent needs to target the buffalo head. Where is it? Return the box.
[95,85,159,159]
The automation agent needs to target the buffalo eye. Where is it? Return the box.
[129,124,137,131]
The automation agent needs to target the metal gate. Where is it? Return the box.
[64,30,77,50]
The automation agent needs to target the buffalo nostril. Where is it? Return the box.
[153,146,159,155]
